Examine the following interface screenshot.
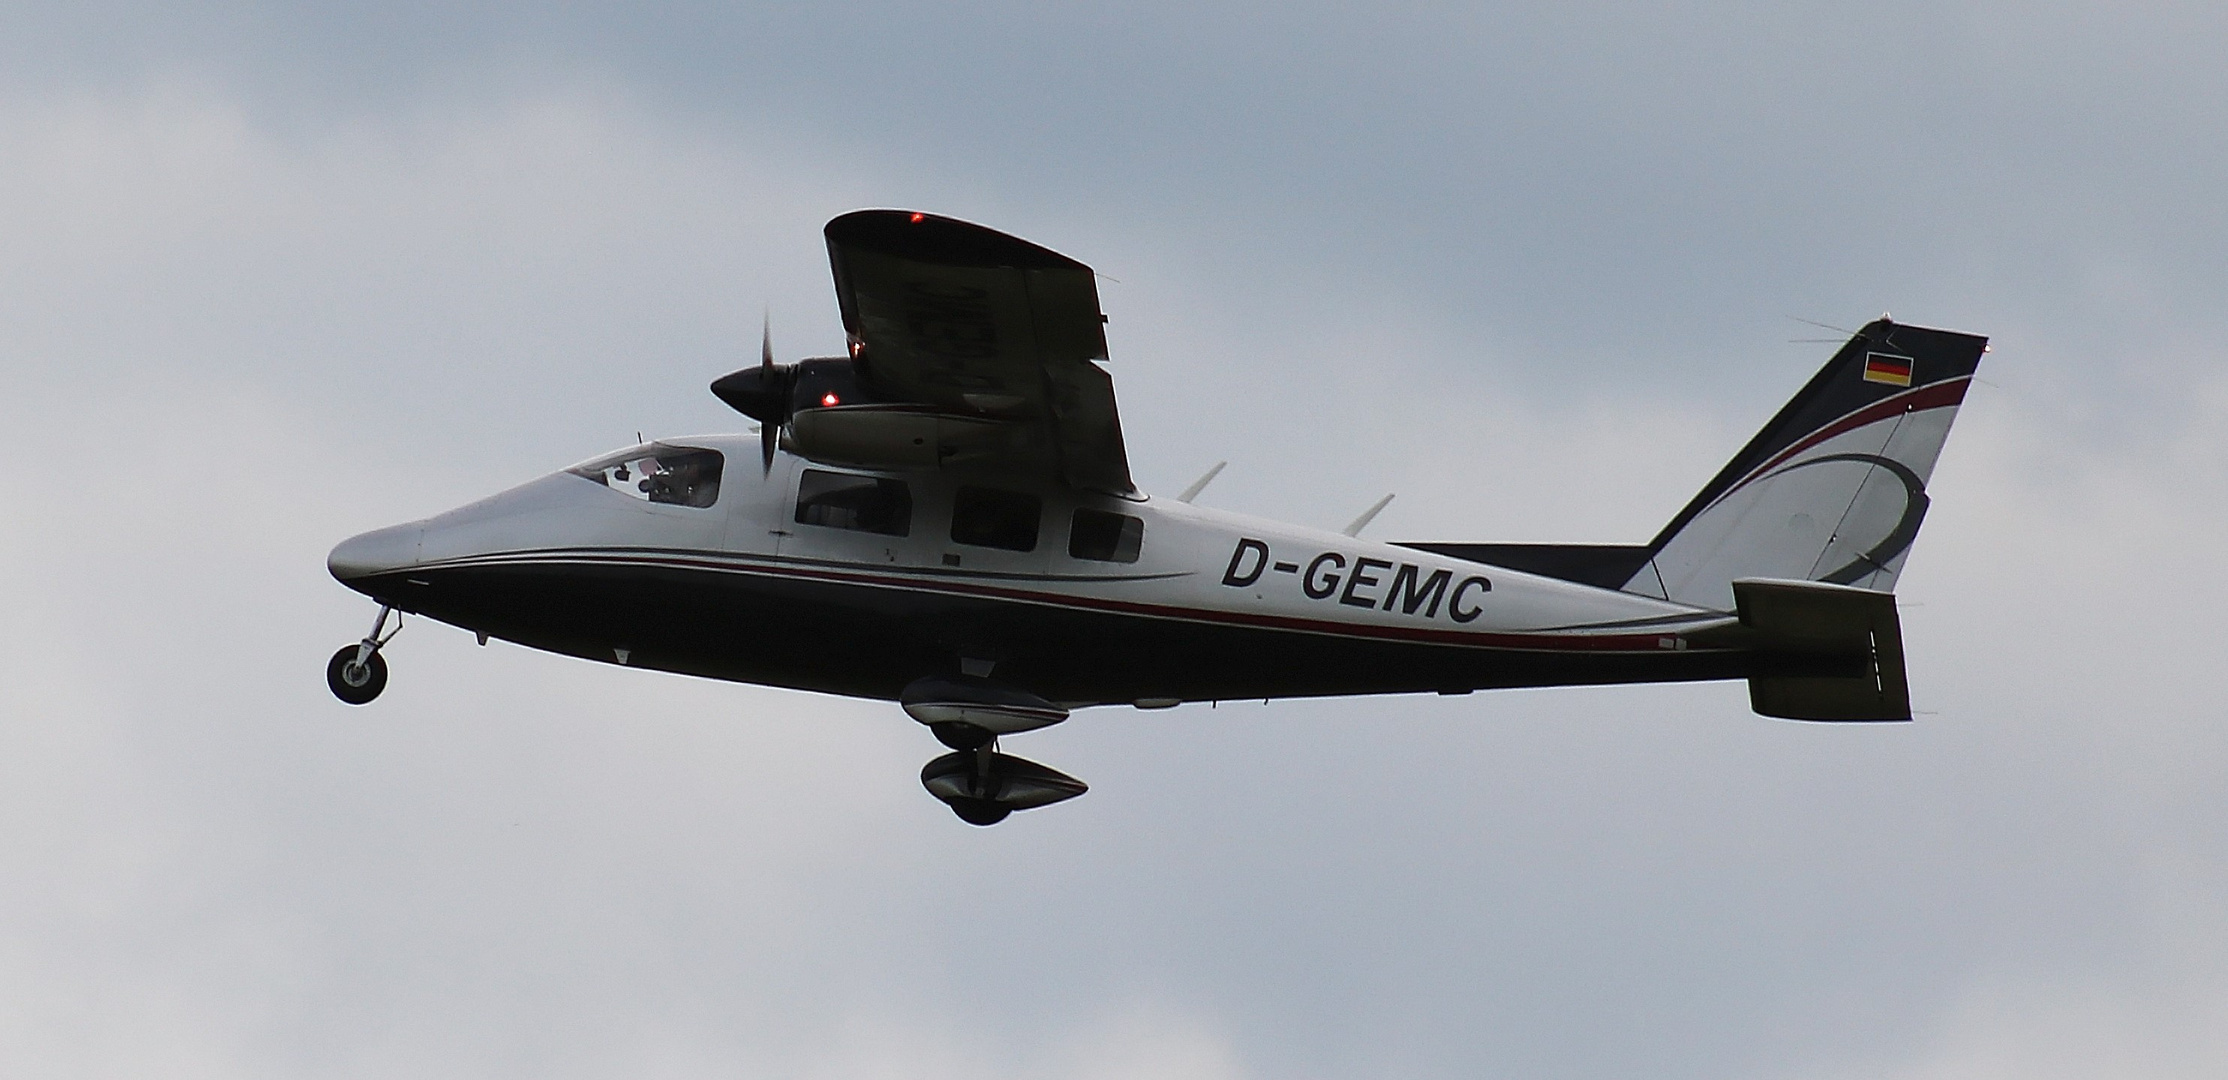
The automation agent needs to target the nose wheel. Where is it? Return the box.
[327,604,399,705]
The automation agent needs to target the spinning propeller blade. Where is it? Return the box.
[709,313,798,476]
[759,316,778,475]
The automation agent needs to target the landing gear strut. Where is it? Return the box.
[327,604,399,705]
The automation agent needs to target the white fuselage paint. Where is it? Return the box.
[334,434,1734,660]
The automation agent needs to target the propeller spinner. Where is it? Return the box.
[710,319,797,474]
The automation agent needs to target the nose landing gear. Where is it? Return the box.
[327,604,400,705]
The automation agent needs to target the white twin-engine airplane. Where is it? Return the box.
[327,210,1989,825]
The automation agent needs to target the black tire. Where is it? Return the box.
[326,646,388,705]
[949,799,1011,827]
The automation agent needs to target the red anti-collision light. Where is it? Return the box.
[909,212,924,223]
[821,393,840,406]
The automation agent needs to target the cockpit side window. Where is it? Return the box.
[568,445,724,508]
[795,469,912,536]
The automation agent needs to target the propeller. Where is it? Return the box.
[709,314,797,475]
[757,319,779,473]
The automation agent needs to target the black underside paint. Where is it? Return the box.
[344,560,1767,707]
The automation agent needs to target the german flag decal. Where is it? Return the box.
[1863,352,1914,387]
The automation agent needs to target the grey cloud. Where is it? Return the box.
[13,3,2228,402]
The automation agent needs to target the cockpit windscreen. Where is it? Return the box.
[568,445,723,508]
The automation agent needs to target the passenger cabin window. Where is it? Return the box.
[569,445,723,508]
[951,487,1041,552]
[1069,508,1143,563]
[795,469,912,536]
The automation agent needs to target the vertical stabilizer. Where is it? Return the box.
[1628,320,1988,610]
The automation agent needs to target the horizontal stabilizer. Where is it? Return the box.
[1721,578,1909,722]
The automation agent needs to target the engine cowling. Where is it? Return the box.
[787,406,1022,470]
[713,357,1024,473]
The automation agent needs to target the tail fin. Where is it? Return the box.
[1625,319,1988,610]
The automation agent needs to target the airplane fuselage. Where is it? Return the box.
[322,211,1983,824]
[330,434,1749,708]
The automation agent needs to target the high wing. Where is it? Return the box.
[824,210,1134,496]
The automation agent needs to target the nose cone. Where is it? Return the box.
[328,523,422,583]
[710,364,793,423]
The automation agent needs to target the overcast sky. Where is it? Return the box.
[2,4,2225,1078]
